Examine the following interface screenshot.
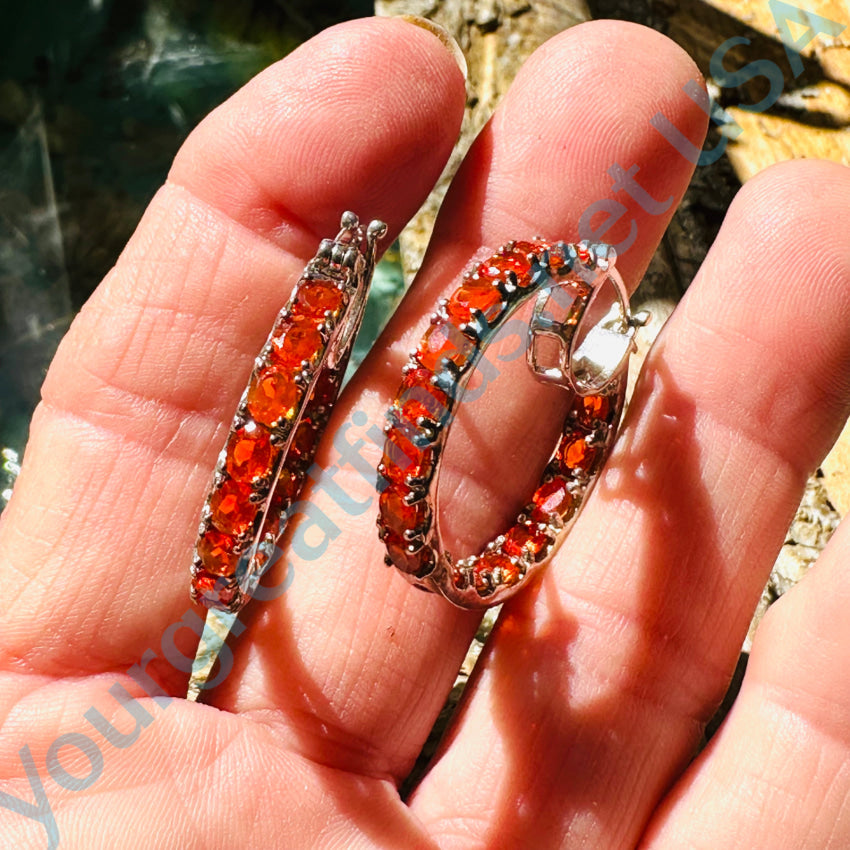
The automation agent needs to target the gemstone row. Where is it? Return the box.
[377,240,619,602]
[190,273,348,611]
[449,389,618,597]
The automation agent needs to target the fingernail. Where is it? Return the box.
[398,15,467,81]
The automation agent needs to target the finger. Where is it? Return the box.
[0,17,465,688]
[410,160,850,847]
[640,514,850,849]
[219,20,708,786]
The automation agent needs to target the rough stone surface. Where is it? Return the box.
[375,0,591,283]
[823,417,850,517]
[746,475,842,651]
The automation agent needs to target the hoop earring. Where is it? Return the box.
[377,239,646,608]
[190,212,386,612]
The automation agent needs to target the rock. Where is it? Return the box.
[823,417,850,517]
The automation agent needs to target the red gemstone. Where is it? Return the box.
[380,425,433,485]
[398,368,450,426]
[226,425,275,482]
[479,550,521,588]
[292,279,345,321]
[289,419,317,468]
[417,321,475,372]
[477,249,533,287]
[471,557,494,595]
[503,524,549,561]
[271,318,324,368]
[379,484,428,537]
[558,433,598,473]
[247,368,301,426]
[308,369,338,407]
[275,468,304,504]
[192,569,237,608]
[445,279,504,325]
[386,534,433,576]
[531,476,575,522]
[209,479,257,536]
[577,394,611,427]
[197,530,240,577]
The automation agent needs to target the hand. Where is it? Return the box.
[2,16,849,849]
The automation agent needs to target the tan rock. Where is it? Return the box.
[823,416,850,516]
[725,108,849,181]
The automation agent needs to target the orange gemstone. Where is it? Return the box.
[226,426,275,482]
[209,479,256,536]
[417,321,475,372]
[503,524,549,561]
[446,279,504,325]
[398,368,450,426]
[381,425,433,485]
[271,318,324,368]
[471,557,494,595]
[577,394,611,427]
[308,369,338,407]
[558,433,598,473]
[499,558,523,587]
[386,534,433,576]
[247,368,301,426]
[292,279,345,321]
[197,530,240,577]
[289,419,317,467]
[479,551,521,587]
[379,484,427,537]
[531,476,575,522]
[477,249,533,287]
[275,468,304,503]
[513,240,547,257]
[192,569,237,608]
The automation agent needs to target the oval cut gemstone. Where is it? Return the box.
[558,433,598,473]
[398,368,450,426]
[247,368,301,426]
[226,425,275,482]
[197,530,240,577]
[577,394,611,427]
[386,534,433,576]
[381,425,433,485]
[379,484,428,537]
[271,319,324,368]
[531,476,575,522]
[289,419,317,468]
[477,249,533,287]
[471,557,494,595]
[446,279,504,325]
[417,321,475,372]
[192,569,237,609]
[276,468,303,503]
[503,524,549,561]
[209,479,256,536]
[307,369,338,407]
[479,550,521,588]
[292,279,345,321]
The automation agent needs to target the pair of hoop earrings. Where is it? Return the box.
[189,212,644,614]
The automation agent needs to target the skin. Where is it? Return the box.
[1,15,850,850]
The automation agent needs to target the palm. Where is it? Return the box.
[3,16,850,850]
